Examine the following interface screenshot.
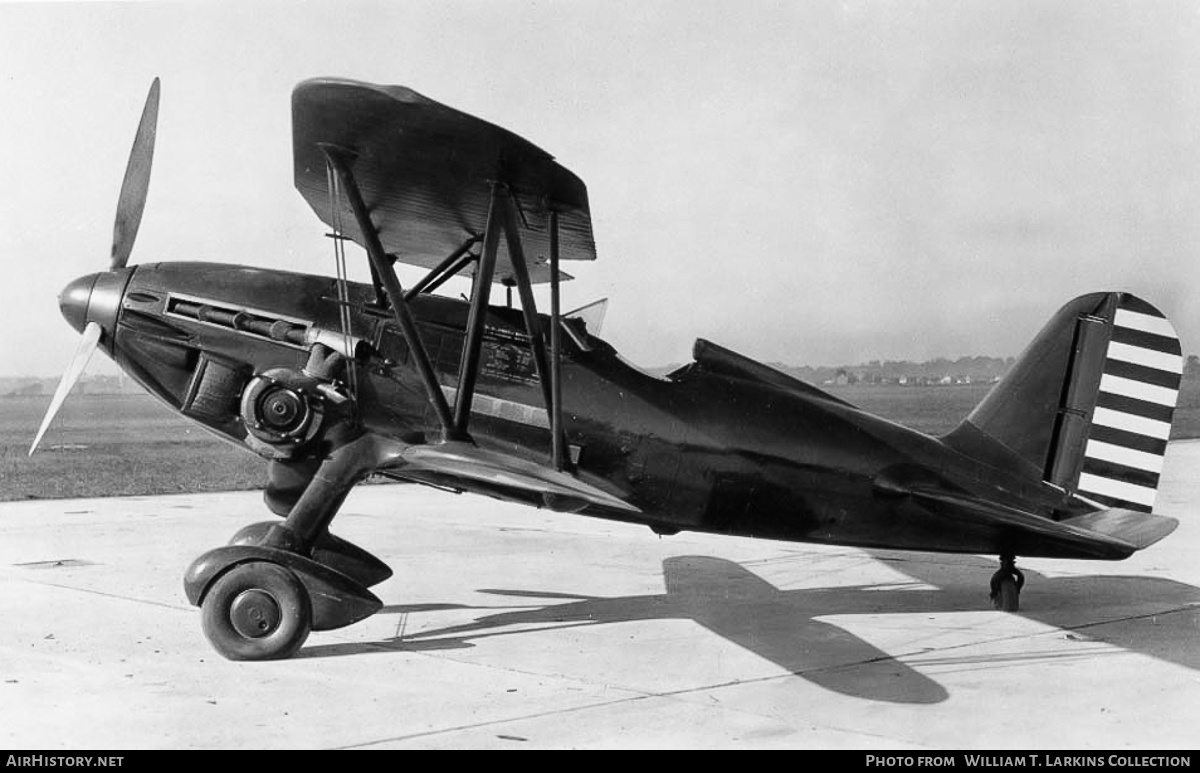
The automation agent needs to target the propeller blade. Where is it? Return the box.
[110,77,160,270]
[28,322,102,456]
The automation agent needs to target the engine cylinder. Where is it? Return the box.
[240,370,326,459]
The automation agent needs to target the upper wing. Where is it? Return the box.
[292,78,595,284]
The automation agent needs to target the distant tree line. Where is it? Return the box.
[779,354,1200,387]
[771,356,1016,386]
[6,354,1200,398]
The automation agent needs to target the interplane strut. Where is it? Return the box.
[319,147,567,461]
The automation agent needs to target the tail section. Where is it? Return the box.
[945,293,1182,513]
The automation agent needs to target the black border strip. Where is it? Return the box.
[1081,458,1160,490]
[1075,488,1154,513]
[1103,358,1182,390]
[1111,326,1182,355]
[1095,392,1176,423]
[1088,424,1169,455]
[1118,295,1167,317]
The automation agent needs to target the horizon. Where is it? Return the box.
[6,349,1198,386]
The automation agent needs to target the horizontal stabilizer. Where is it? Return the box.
[1060,509,1178,551]
[401,442,639,513]
[909,486,1143,560]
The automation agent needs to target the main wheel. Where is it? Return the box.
[991,573,1020,613]
[200,561,312,661]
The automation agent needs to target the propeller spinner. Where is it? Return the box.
[29,78,159,455]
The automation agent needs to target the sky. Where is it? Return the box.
[1,0,1198,378]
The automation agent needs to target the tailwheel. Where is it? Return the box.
[200,561,312,661]
[989,554,1025,613]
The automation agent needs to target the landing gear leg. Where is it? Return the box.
[186,435,397,661]
[989,553,1025,612]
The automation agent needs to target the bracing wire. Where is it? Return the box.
[324,160,360,404]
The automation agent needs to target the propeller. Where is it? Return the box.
[28,78,159,455]
[111,77,160,269]
[28,322,102,455]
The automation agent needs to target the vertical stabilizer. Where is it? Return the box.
[945,293,1182,513]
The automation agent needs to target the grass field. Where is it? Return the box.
[1,394,264,501]
[3,379,1198,501]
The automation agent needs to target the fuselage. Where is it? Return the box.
[65,261,1075,555]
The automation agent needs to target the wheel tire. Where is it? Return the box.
[992,574,1020,613]
[200,561,311,661]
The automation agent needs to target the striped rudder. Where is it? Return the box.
[945,292,1181,514]
[1075,296,1182,512]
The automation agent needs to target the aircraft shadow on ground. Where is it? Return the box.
[297,553,1200,705]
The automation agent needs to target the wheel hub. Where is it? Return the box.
[229,589,281,638]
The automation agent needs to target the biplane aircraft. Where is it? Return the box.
[31,78,1184,660]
